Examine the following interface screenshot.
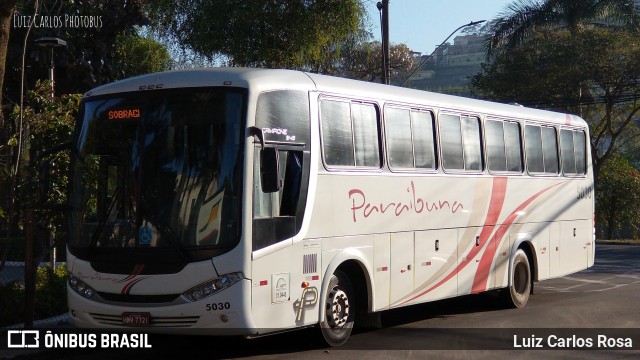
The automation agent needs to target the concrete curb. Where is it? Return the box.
[2,313,72,330]
[595,240,640,246]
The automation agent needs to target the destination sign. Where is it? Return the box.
[107,108,141,120]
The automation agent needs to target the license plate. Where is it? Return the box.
[122,312,150,326]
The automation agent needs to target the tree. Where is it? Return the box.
[0,0,18,128]
[1,1,171,235]
[595,153,640,239]
[145,0,367,69]
[486,0,640,56]
[114,35,173,78]
[471,28,640,180]
[5,0,150,100]
[331,41,413,83]
[9,81,79,230]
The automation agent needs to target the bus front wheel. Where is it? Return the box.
[319,270,354,346]
[503,249,531,308]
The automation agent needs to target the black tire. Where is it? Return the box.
[502,249,531,308]
[319,270,354,346]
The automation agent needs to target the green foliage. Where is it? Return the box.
[115,35,173,78]
[34,264,69,320]
[0,281,25,326]
[486,0,640,56]
[329,41,413,83]
[146,0,367,69]
[596,154,640,239]
[471,28,640,180]
[9,81,80,230]
[0,264,69,327]
[473,29,640,109]
[5,0,152,101]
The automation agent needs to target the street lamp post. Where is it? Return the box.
[400,20,486,87]
[35,37,67,98]
[33,37,66,272]
[377,0,390,85]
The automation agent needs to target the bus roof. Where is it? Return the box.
[83,67,314,98]
[304,71,587,128]
[83,67,587,129]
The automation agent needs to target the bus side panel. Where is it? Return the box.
[558,219,591,276]
[532,225,551,281]
[457,226,494,295]
[373,233,390,311]
[549,220,561,277]
[389,232,414,306]
[494,223,549,288]
[412,229,458,303]
[250,240,322,332]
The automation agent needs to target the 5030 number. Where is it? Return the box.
[577,185,593,200]
[205,302,231,311]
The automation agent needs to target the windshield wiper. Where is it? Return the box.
[87,183,122,259]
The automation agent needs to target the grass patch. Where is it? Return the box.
[0,264,69,327]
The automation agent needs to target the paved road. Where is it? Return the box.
[4,244,640,359]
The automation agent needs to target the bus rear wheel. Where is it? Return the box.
[319,270,354,346]
[502,249,531,308]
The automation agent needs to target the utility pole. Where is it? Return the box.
[377,0,390,85]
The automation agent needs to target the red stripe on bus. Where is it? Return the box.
[471,181,566,293]
[120,277,147,295]
[396,180,565,306]
[117,264,145,283]
[396,177,507,306]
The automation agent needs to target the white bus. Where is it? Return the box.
[64,67,594,346]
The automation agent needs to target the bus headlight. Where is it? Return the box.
[69,276,95,299]
[182,272,243,302]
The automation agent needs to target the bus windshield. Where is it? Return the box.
[68,88,245,260]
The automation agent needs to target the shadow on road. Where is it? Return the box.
[9,294,508,359]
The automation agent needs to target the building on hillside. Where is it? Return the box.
[403,33,487,98]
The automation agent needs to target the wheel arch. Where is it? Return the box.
[319,248,375,323]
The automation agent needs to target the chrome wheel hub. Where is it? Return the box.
[326,287,350,329]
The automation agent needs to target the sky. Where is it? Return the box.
[366,0,515,54]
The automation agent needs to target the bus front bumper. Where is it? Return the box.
[67,279,258,336]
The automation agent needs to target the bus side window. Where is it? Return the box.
[561,129,586,175]
[574,131,586,174]
[252,147,303,250]
[560,129,577,174]
[320,98,381,169]
[486,119,523,173]
[440,113,483,171]
[385,107,414,168]
[439,114,464,170]
[253,147,272,218]
[525,124,559,174]
[541,126,559,174]
[486,120,507,172]
[280,151,302,216]
[253,148,302,218]
[412,110,436,169]
[525,125,544,173]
